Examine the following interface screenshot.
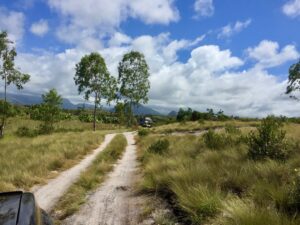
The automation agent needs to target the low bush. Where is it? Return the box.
[16,126,37,137]
[38,124,54,135]
[138,129,149,136]
[247,116,287,160]
[148,139,170,154]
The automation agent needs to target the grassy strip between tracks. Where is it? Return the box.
[52,134,127,224]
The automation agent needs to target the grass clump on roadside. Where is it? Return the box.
[137,122,300,225]
[52,134,127,222]
[0,131,108,191]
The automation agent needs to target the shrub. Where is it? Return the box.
[16,126,37,137]
[247,116,287,160]
[138,129,149,136]
[38,123,54,135]
[148,139,170,154]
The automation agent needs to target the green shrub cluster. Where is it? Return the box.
[203,128,242,150]
[138,129,149,136]
[148,139,169,154]
[247,116,287,160]
[16,126,38,137]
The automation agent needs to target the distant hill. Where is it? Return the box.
[168,110,178,117]
[0,92,161,115]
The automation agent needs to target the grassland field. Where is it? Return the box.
[137,122,300,225]
[0,117,125,192]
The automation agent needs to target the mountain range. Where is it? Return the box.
[0,92,162,116]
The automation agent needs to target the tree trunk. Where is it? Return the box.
[0,72,7,138]
[93,94,97,131]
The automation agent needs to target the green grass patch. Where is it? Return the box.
[52,134,127,222]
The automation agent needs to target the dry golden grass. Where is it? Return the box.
[137,122,300,225]
[0,130,112,192]
[150,120,259,134]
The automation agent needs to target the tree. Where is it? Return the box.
[74,52,117,131]
[118,51,150,126]
[286,59,300,99]
[39,89,62,133]
[0,31,30,138]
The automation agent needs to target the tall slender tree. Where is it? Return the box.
[74,52,117,131]
[286,59,300,99]
[39,89,62,133]
[118,51,150,126]
[0,31,30,138]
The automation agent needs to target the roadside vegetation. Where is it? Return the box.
[138,117,300,225]
[0,130,110,192]
[52,134,127,223]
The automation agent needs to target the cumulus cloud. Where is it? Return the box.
[13,31,300,117]
[47,0,179,43]
[283,0,300,17]
[218,19,252,39]
[247,40,299,69]
[194,0,214,17]
[30,19,49,37]
[0,7,25,43]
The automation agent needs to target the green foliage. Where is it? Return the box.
[118,51,150,105]
[118,51,150,126]
[177,107,231,122]
[75,52,117,130]
[0,31,30,137]
[138,129,149,136]
[38,89,62,133]
[286,59,300,99]
[0,100,17,118]
[16,126,37,137]
[148,139,169,154]
[247,116,287,160]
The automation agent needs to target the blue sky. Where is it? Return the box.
[0,0,300,116]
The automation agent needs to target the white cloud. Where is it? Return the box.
[108,32,132,47]
[30,19,49,37]
[194,0,214,17]
[47,0,179,43]
[247,40,299,69]
[0,7,25,43]
[129,0,179,24]
[283,0,300,17]
[13,32,300,117]
[218,19,252,39]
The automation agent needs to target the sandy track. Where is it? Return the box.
[64,132,143,225]
[32,133,116,212]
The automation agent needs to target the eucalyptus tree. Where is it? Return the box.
[286,59,300,99]
[118,51,150,126]
[0,31,30,138]
[74,52,117,131]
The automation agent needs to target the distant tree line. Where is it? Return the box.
[176,108,231,122]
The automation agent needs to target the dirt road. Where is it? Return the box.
[63,132,143,225]
[32,133,116,212]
